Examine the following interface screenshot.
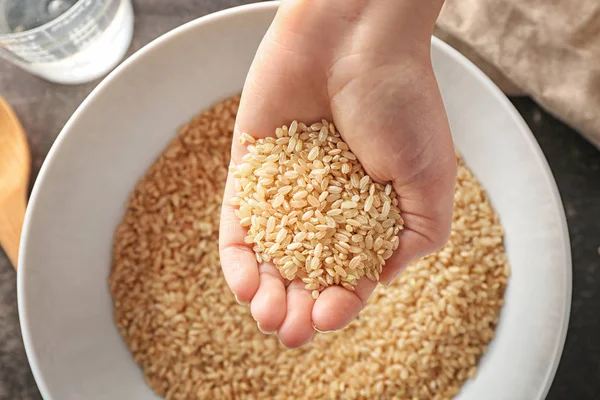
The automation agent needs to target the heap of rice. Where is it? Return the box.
[110,95,509,400]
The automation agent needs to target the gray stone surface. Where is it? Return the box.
[0,1,598,399]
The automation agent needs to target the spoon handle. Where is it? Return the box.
[0,190,27,269]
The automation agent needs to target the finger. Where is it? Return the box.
[277,279,315,348]
[378,204,453,286]
[251,262,287,334]
[312,277,378,333]
[393,149,456,240]
[219,171,260,303]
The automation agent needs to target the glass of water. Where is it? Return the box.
[0,0,133,84]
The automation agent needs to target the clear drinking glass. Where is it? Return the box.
[0,0,133,84]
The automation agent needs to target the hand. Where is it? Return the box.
[219,0,455,348]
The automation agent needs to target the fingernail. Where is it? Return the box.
[279,339,293,350]
[257,322,275,335]
[312,324,335,334]
[384,268,405,287]
[234,294,249,306]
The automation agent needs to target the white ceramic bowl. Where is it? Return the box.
[18,2,571,399]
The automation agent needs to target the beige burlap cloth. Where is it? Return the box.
[435,0,600,149]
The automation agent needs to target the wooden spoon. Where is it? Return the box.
[0,95,31,269]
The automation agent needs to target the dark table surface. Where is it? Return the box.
[1,1,599,399]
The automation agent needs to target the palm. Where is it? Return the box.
[220,10,455,348]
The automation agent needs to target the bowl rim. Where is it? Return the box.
[436,42,572,400]
[17,2,572,399]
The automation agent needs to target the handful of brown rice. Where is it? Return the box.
[231,121,404,298]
